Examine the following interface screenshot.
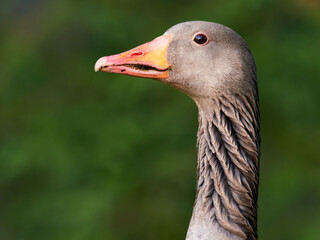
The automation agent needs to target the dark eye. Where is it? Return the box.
[193,34,208,45]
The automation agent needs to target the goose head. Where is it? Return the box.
[95,21,257,102]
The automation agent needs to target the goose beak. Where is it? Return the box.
[95,35,171,79]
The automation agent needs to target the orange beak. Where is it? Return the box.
[95,35,171,79]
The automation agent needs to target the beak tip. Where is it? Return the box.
[95,57,107,72]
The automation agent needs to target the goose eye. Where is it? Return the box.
[193,34,208,45]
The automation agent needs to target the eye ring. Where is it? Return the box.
[193,33,208,45]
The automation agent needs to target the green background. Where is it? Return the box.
[1,0,320,239]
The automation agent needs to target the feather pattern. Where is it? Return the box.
[194,91,260,240]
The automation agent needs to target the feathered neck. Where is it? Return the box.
[186,93,260,240]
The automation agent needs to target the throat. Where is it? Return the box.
[187,95,260,240]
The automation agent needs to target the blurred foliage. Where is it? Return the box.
[1,0,320,239]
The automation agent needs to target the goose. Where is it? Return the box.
[95,21,260,240]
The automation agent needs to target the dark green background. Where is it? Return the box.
[1,0,320,239]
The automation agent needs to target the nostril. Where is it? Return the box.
[130,51,143,57]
